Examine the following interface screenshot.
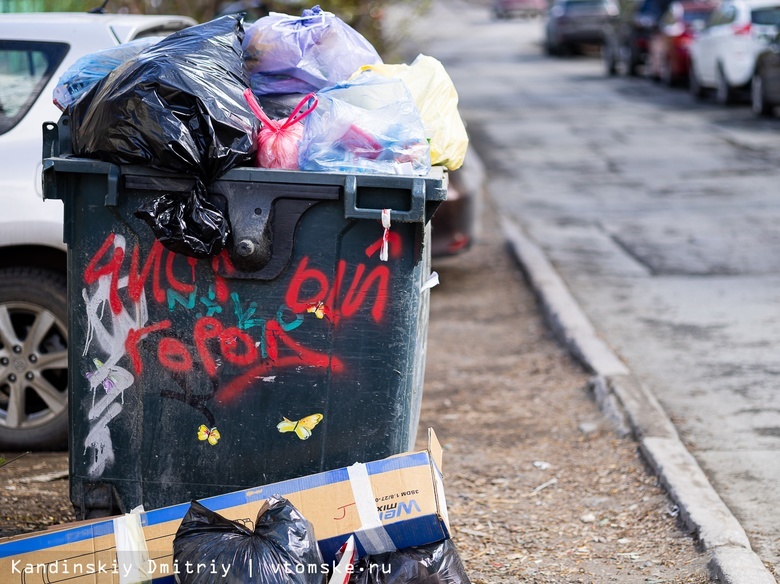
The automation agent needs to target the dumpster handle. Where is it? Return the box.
[343,175,426,223]
[42,158,120,207]
[105,166,120,206]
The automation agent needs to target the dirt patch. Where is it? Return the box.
[0,453,73,538]
[0,198,710,581]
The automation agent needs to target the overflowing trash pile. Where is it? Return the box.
[43,6,472,583]
[172,496,470,583]
[53,6,468,258]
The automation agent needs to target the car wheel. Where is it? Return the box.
[0,267,68,451]
[660,59,675,87]
[647,62,660,82]
[751,71,774,117]
[627,45,641,77]
[689,67,706,99]
[715,65,735,105]
[603,42,617,76]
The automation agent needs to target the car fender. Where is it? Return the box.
[0,194,65,252]
[723,37,761,86]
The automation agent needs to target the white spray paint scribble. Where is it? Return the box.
[81,234,149,477]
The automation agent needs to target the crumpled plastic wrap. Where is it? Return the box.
[242,5,382,96]
[299,73,431,176]
[352,55,469,171]
[52,36,162,111]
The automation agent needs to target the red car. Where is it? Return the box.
[647,0,715,85]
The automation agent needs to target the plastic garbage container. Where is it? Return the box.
[41,119,446,518]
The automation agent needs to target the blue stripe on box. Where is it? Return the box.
[0,452,432,559]
[317,514,449,565]
[0,520,116,558]
[146,452,431,526]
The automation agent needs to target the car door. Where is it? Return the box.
[694,4,736,85]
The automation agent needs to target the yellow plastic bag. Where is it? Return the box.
[353,54,468,171]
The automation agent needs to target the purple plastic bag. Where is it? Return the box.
[242,5,382,95]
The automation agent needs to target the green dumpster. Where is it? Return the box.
[42,119,446,518]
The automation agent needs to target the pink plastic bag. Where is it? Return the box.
[243,89,317,170]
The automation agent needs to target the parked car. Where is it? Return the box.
[545,0,619,55]
[751,30,780,114]
[647,0,716,84]
[431,150,484,258]
[0,13,196,451]
[603,0,675,74]
[493,0,549,19]
[688,0,780,103]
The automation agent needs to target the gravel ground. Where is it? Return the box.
[0,199,712,582]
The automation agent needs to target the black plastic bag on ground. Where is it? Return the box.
[349,540,471,584]
[71,15,257,258]
[173,496,324,584]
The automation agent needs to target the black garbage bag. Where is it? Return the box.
[134,180,229,258]
[71,14,256,181]
[71,15,258,257]
[349,540,471,584]
[173,496,324,584]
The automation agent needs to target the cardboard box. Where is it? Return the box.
[0,429,449,583]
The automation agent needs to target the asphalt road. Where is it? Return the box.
[395,0,780,577]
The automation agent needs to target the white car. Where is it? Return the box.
[0,13,194,450]
[688,0,780,103]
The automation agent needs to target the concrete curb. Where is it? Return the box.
[499,214,777,584]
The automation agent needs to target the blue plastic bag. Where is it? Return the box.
[242,5,382,96]
[299,73,431,176]
[53,37,162,110]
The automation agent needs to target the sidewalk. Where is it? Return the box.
[500,211,777,583]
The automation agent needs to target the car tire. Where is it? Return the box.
[0,267,68,451]
[660,59,675,87]
[603,42,617,76]
[627,45,641,77]
[689,67,706,99]
[715,64,736,105]
[751,71,774,117]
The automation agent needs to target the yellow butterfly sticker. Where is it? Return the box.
[307,302,329,320]
[197,425,221,446]
[277,414,323,440]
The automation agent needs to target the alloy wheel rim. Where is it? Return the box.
[0,302,68,430]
